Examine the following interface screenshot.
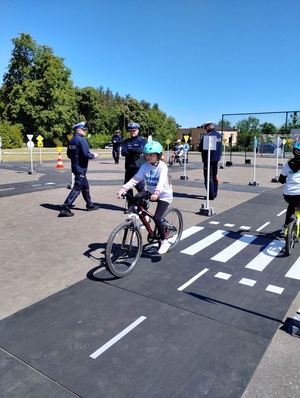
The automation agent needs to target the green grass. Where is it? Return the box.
[1,147,111,162]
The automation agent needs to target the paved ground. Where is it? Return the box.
[0,151,299,397]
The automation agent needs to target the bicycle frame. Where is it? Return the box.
[125,201,160,241]
[295,209,300,237]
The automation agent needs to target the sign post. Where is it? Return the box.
[180,135,189,180]
[271,136,282,182]
[0,136,2,162]
[36,135,44,165]
[165,139,171,166]
[27,134,35,174]
[249,136,259,186]
[279,139,286,166]
[199,136,216,216]
[220,138,227,169]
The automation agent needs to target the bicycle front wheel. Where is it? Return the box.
[105,221,142,277]
[163,208,183,251]
[285,220,297,255]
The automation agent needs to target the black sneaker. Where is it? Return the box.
[59,207,74,217]
[86,204,99,211]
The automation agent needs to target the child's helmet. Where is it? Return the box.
[293,142,300,157]
[143,141,163,154]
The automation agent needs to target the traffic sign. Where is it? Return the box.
[37,135,44,142]
[184,135,189,143]
[27,134,33,141]
[37,142,43,148]
[183,143,189,151]
[57,147,62,152]
[27,141,34,149]
[166,139,171,145]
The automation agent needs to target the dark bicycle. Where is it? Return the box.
[285,203,300,255]
[105,191,183,277]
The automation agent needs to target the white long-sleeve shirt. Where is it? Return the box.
[281,162,300,195]
[121,161,173,203]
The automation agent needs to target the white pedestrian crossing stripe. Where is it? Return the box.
[177,225,300,292]
[211,234,256,263]
[285,257,300,280]
[180,230,229,255]
[245,240,285,271]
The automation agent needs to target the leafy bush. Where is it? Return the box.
[0,123,23,148]
[87,133,111,149]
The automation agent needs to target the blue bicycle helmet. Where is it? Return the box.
[143,141,163,154]
[293,142,300,157]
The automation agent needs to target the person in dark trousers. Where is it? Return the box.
[59,122,99,217]
[198,121,222,200]
[111,129,122,164]
[121,122,147,196]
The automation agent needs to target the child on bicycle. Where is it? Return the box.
[279,141,300,230]
[117,140,173,255]
[174,139,184,163]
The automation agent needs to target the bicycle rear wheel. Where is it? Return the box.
[168,155,175,167]
[163,208,183,251]
[105,221,142,277]
[285,220,297,255]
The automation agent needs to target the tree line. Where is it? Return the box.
[0,33,178,149]
[220,114,300,151]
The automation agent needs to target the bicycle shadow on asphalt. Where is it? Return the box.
[84,242,163,282]
[84,242,116,281]
[184,292,284,324]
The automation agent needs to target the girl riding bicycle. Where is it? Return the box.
[279,141,300,229]
[117,140,173,254]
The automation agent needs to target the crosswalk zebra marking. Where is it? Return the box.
[180,230,229,256]
[265,285,284,294]
[245,240,285,271]
[285,257,300,280]
[240,226,251,231]
[176,226,296,292]
[180,226,204,240]
[177,268,209,291]
[277,209,286,217]
[209,221,220,225]
[224,223,235,227]
[256,222,270,232]
[239,278,257,287]
[211,234,256,263]
[214,272,231,280]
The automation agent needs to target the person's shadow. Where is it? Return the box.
[40,202,125,215]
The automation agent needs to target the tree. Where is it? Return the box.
[218,119,232,128]
[1,33,77,145]
[235,117,260,150]
[260,122,278,135]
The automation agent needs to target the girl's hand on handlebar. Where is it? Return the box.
[150,194,158,202]
[117,191,124,199]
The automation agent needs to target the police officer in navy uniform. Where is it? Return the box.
[59,122,99,217]
[198,121,222,200]
[111,129,122,164]
[121,122,147,196]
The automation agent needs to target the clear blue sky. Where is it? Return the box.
[1,0,299,128]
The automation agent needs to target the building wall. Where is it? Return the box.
[177,127,238,147]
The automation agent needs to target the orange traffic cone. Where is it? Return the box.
[56,152,64,169]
